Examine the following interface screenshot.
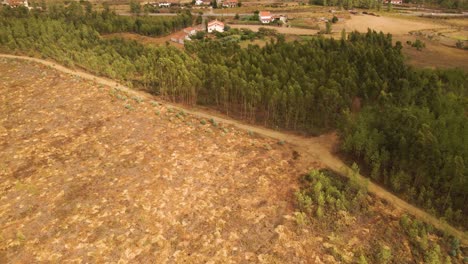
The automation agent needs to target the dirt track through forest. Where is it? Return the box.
[1,53,466,246]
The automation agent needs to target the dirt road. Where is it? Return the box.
[1,53,466,246]
[229,24,319,35]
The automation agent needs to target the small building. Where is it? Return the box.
[272,14,287,23]
[184,26,204,36]
[158,1,171,7]
[259,11,272,24]
[384,0,402,4]
[171,32,187,44]
[221,0,238,8]
[207,19,225,33]
[195,0,211,5]
[2,0,29,7]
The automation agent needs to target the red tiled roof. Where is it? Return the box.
[208,19,224,27]
[6,0,26,6]
[259,11,271,17]
[172,32,187,39]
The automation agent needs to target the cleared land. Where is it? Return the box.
[101,32,184,49]
[1,57,466,262]
[341,14,445,35]
[230,24,319,34]
[0,58,309,262]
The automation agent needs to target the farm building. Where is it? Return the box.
[259,11,272,24]
[171,26,204,45]
[195,0,211,6]
[272,14,287,23]
[158,1,171,7]
[184,26,204,36]
[221,0,238,8]
[384,0,402,4]
[2,0,28,7]
[207,19,224,33]
[170,32,188,44]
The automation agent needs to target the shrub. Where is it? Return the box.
[378,245,392,264]
[411,39,425,51]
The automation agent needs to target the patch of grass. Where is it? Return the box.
[294,211,308,226]
[124,104,134,110]
[200,119,207,125]
[209,118,218,127]
[116,94,127,101]
[132,96,143,103]
[150,101,159,107]
[16,231,26,242]
[15,182,39,195]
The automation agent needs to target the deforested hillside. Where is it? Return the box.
[0,58,465,263]
[1,4,466,232]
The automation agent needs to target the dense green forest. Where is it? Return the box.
[0,4,466,230]
[1,2,192,36]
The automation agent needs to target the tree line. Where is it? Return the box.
[0,5,466,229]
[0,1,193,37]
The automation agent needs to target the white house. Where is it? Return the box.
[207,19,224,33]
[259,11,272,24]
[221,0,237,8]
[158,1,171,7]
[195,0,211,5]
[3,0,29,7]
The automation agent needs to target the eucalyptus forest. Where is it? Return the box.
[0,1,466,233]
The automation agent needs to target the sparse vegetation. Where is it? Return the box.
[412,39,426,50]
[296,169,462,263]
[295,169,369,229]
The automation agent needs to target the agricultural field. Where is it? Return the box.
[0,58,464,263]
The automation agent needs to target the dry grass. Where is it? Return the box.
[101,32,185,49]
[341,14,445,35]
[395,34,468,70]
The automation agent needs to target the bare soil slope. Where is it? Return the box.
[0,58,314,262]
